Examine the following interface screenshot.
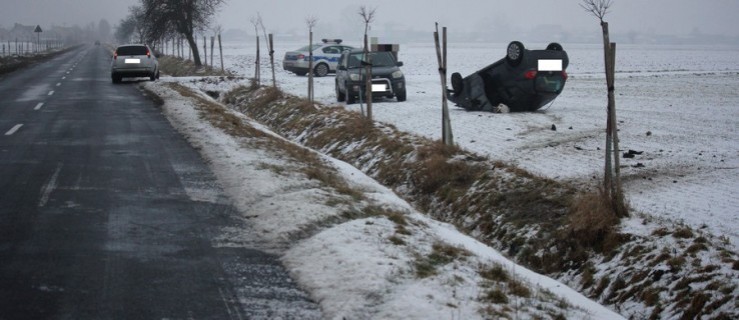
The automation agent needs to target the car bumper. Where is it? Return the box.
[111,67,156,78]
[283,60,309,72]
[347,78,405,97]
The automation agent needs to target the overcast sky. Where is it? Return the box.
[2,0,739,37]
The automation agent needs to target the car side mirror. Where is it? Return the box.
[396,61,404,67]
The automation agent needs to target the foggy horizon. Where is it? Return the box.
[2,0,739,41]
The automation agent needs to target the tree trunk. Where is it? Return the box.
[269,34,276,87]
[218,34,224,72]
[434,25,453,146]
[184,33,202,66]
[601,22,627,217]
[308,31,313,101]
[601,21,613,198]
[364,33,373,121]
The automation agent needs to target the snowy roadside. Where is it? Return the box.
[141,78,624,319]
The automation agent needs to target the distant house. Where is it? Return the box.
[10,23,35,39]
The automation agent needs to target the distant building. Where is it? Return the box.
[10,23,35,39]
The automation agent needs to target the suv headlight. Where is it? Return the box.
[349,74,361,81]
[392,70,404,79]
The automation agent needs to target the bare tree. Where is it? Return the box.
[256,14,276,88]
[306,17,317,102]
[115,6,148,45]
[358,6,376,120]
[580,0,612,22]
[581,0,627,217]
[142,0,225,67]
[250,15,262,85]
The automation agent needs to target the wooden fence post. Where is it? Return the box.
[218,34,224,72]
[434,24,454,146]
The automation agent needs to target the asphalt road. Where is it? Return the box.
[0,46,321,319]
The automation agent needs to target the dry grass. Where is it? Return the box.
[566,188,622,253]
[158,55,232,77]
[165,83,364,204]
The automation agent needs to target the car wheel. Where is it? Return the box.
[156,70,160,79]
[314,63,329,77]
[396,89,407,102]
[546,42,564,51]
[451,72,463,94]
[150,73,156,81]
[336,82,346,102]
[346,86,356,104]
[294,71,307,76]
[112,74,121,84]
[506,41,525,66]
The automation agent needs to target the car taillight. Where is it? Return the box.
[524,70,537,80]
[113,52,118,60]
[147,50,151,58]
[562,70,568,80]
[297,54,305,60]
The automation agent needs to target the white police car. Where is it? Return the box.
[282,39,353,77]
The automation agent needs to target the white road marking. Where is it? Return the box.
[5,124,23,136]
[56,82,61,87]
[38,163,63,207]
[48,91,54,96]
[34,102,44,110]
[62,76,66,80]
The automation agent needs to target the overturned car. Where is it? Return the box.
[448,41,569,112]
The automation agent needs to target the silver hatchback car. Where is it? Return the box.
[111,44,159,83]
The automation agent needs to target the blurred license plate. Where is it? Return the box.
[538,59,562,71]
[371,84,386,92]
[125,58,141,64]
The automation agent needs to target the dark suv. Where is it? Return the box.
[448,41,568,112]
[335,48,406,104]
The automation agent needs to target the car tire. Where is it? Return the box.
[546,42,564,51]
[346,87,356,104]
[336,82,346,102]
[112,74,121,84]
[150,73,156,81]
[451,72,463,94]
[396,89,407,102]
[506,41,525,66]
[314,63,329,77]
[294,71,307,76]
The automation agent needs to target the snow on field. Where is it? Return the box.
[144,79,624,319]
[221,40,739,247]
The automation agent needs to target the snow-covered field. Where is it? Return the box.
[150,39,737,318]
[221,40,739,247]
[144,78,624,319]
